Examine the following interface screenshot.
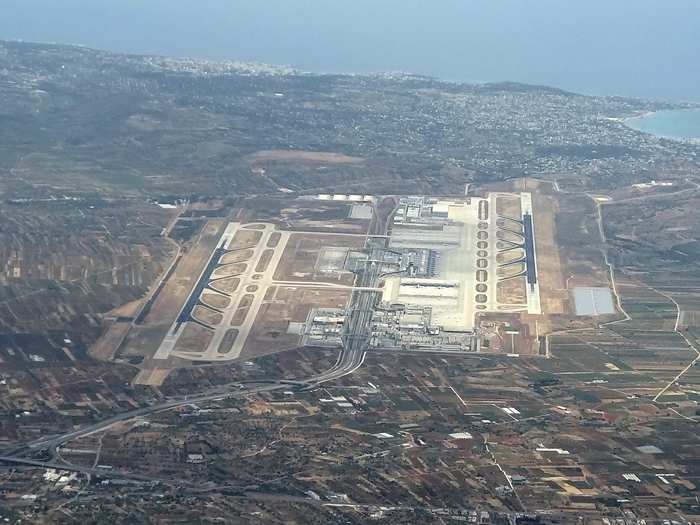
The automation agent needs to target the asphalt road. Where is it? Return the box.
[305,242,386,388]
[1,205,392,476]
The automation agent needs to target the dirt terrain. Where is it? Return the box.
[273,233,364,284]
[241,286,352,359]
[246,150,364,164]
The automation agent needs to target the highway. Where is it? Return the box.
[5,381,289,461]
[301,199,397,388]
[304,243,385,387]
[0,203,394,476]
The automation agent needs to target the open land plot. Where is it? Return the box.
[89,322,131,361]
[497,276,528,304]
[200,291,231,310]
[530,190,568,318]
[220,249,254,264]
[613,280,677,331]
[216,329,239,355]
[496,229,524,245]
[231,305,250,327]
[546,338,632,373]
[192,305,223,327]
[118,219,225,360]
[209,276,240,295]
[141,219,225,325]
[496,194,522,218]
[278,201,371,234]
[229,229,262,250]
[267,232,281,248]
[172,323,213,355]
[245,149,364,164]
[211,262,247,279]
[496,263,525,279]
[496,248,525,264]
[255,249,275,273]
[273,233,364,285]
[240,286,352,359]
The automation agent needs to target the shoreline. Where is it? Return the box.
[621,108,700,144]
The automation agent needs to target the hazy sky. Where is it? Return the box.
[2,0,699,101]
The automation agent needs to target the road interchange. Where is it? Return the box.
[0,202,396,478]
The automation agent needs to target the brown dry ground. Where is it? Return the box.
[273,233,363,284]
[255,249,275,273]
[173,323,213,354]
[217,329,239,355]
[210,277,240,295]
[497,277,527,304]
[212,262,247,279]
[246,150,364,164]
[288,220,368,234]
[231,306,250,327]
[119,219,224,359]
[496,218,523,234]
[239,294,254,309]
[132,367,172,386]
[497,263,525,279]
[480,314,538,355]
[104,298,142,319]
[201,291,231,310]
[497,229,523,244]
[230,294,256,327]
[496,194,522,218]
[230,229,262,249]
[531,186,567,319]
[89,322,131,360]
[241,286,351,359]
[220,249,254,264]
[267,232,281,248]
[497,248,525,264]
[192,305,223,326]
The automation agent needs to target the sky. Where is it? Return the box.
[2,0,699,101]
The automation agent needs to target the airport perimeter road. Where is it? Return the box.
[3,381,290,460]
[0,204,393,469]
[5,252,386,460]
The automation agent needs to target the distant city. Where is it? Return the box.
[2,0,700,101]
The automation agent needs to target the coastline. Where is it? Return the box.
[622,108,700,144]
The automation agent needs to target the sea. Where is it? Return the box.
[1,0,700,102]
[625,110,700,142]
